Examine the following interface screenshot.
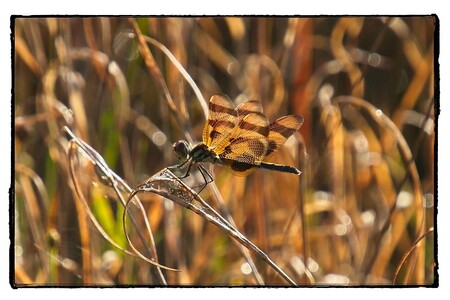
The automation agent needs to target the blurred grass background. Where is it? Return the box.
[13,16,436,286]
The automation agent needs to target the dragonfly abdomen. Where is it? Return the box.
[259,162,301,175]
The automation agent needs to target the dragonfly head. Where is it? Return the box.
[172,140,191,160]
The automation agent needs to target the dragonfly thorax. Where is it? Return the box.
[190,143,219,163]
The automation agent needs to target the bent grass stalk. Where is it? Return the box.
[127,168,298,286]
[64,127,173,279]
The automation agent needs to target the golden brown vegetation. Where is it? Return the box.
[13,16,436,286]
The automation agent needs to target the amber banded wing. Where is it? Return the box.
[236,100,264,121]
[265,115,304,158]
[202,95,238,148]
[214,112,270,173]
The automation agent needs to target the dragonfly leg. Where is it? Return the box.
[192,164,213,194]
[168,158,194,178]
[169,160,213,194]
[177,159,194,179]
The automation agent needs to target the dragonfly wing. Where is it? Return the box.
[236,99,263,121]
[202,94,238,148]
[266,115,304,158]
[216,112,270,173]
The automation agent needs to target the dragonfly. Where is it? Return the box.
[172,94,304,192]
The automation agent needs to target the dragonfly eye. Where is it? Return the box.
[172,140,190,159]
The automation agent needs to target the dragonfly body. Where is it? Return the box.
[173,95,304,180]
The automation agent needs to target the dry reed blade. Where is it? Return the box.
[130,168,298,286]
[64,127,173,278]
[334,96,426,282]
[393,227,434,284]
